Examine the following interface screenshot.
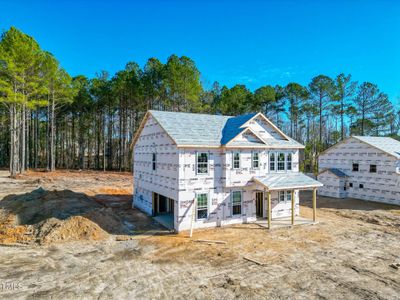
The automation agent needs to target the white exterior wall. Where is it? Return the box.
[133,116,179,216]
[133,114,304,232]
[318,137,400,205]
[317,172,346,198]
[223,149,300,187]
[175,147,300,232]
[248,117,285,140]
[177,148,256,231]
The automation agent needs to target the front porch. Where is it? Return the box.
[255,216,317,230]
[252,173,323,229]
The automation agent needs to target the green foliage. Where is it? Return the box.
[0,26,399,173]
[354,82,394,135]
[216,84,252,115]
[253,85,276,113]
[164,55,202,112]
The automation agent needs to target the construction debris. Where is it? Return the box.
[243,256,266,266]
[390,262,400,270]
[193,239,227,244]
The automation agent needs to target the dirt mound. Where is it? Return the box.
[0,188,131,245]
[0,224,33,244]
[34,216,108,245]
[3,188,106,224]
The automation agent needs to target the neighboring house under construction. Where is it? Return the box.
[318,136,400,205]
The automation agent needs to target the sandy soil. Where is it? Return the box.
[0,170,399,299]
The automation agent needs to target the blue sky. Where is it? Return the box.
[1,0,399,101]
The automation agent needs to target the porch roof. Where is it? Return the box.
[253,173,323,191]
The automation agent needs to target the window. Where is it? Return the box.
[359,184,364,189]
[152,153,156,171]
[251,152,259,169]
[370,164,377,173]
[232,191,242,215]
[349,182,353,188]
[270,153,275,171]
[196,152,208,174]
[286,190,292,201]
[233,152,240,169]
[278,153,285,171]
[352,163,359,172]
[344,186,347,191]
[196,193,208,219]
[278,191,285,202]
[287,153,292,171]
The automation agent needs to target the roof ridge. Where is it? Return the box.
[133,110,305,149]
[149,110,261,120]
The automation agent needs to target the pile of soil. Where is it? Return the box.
[0,188,130,245]
[34,216,108,245]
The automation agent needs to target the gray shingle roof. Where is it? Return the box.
[353,136,400,159]
[327,168,348,178]
[253,173,323,190]
[148,110,304,148]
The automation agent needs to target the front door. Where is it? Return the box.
[256,192,264,218]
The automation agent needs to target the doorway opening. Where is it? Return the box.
[152,192,174,229]
[256,191,264,218]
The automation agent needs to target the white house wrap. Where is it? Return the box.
[132,110,323,232]
[318,136,400,205]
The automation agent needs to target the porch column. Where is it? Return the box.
[291,190,295,225]
[267,191,271,229]
[312,188,317,222]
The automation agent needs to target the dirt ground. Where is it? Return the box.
[0,170,399,299]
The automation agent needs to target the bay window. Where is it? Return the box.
[277,153,285,171]
[269,153,275,171]
[287,153,292,171]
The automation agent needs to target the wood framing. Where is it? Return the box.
[313,188,317,222]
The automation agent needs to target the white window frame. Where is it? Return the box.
[152,153,157,171]
[196,193,208,220]
[251,151,260,169]
[278,191,285,203]
[277,152,285,172]
[269,152,276,172]
[196,152,209,175]
[286,190,292,202]
[231,191,242,216]
[286,153,292,171]
[232,152,241,169]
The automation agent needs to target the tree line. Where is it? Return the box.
[0,27,398,177]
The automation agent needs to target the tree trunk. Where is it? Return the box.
[20,104,26,173]
[50,94,56,171]
[10,104,19,178]
[319,95,323,145]
[340,97,345,140]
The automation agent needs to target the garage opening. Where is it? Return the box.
[152,192,174,230]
